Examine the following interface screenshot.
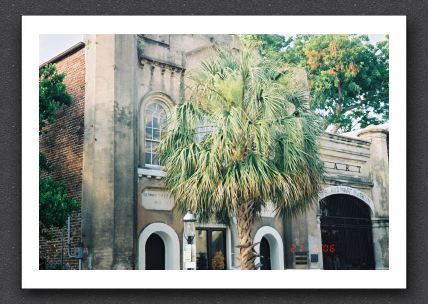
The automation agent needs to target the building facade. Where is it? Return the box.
[40,34,389,270]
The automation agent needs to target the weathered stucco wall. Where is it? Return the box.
[358,126,389,269]
[81,35,138,270]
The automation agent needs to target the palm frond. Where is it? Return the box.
[158,43,324,223]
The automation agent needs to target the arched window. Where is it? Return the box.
[144,102,167,167]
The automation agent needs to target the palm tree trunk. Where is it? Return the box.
[235,201,257,270]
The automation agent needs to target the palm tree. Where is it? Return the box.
[158,43,324,270]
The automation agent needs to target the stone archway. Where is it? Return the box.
[253,226,285,270]
[319,192,375,270]
[138,223,180,270]
[319,186,375,215]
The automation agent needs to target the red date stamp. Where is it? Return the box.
[289,243,335,253]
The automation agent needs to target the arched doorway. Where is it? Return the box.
[145,233,165,270]
[320,194,375,270]
[260,237,271,270]
[138,223,180,270]
[253,226,284,270]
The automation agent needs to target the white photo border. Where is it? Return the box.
[23,15,406,289]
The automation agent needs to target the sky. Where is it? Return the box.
[39,34,84,64]
[39,34,386,64]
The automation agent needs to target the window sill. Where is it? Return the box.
[138,167,166,179]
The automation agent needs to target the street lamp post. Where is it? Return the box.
[183,210,196,270]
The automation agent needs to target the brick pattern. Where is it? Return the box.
[39,47,85,270]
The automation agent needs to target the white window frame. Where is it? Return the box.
[144,101,167,169]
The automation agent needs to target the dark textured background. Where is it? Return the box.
[1,0,426,302]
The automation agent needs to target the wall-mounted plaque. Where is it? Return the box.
[141,189,174,210]
[311,254,319,263]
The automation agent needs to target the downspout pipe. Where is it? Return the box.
[67,215,83,270]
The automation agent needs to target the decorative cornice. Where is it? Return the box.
[139,56,185,72]
[320,145,371,158]
[323,176,374,189]
[137,35,185,71]
[320,134,371,149]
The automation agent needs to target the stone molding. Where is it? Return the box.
[319,185,375,215]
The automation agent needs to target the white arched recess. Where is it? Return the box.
[138,223,180,270]
[253,226,285,270]
[318,185,375,216]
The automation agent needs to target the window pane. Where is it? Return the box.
[153,128,160,140]
[211,230,226,270]
[144,101,167,167]
[153,143,160,165]
[145,113,153,126]
[153,117,159,129]
[196,229,208,270]
[145,141,152,152]
[145,141,152,165]
[146,103,156,115]
[145,152,152,165]
[159,114,166,127]
[152,142,159,151]
[152,153,159,166]
[145,126,153,140]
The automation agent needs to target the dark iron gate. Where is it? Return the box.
[320,194,375,270]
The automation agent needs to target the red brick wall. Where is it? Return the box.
[39,46,85,270]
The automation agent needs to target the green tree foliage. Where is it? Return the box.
[241,34,293,58]
[39,64,78,237]
[245,34,389,133]
[158,45,324,269]
[39,175,79,236]
[39,64,72,131]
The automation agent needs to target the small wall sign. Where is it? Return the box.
[141,189,174,210]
